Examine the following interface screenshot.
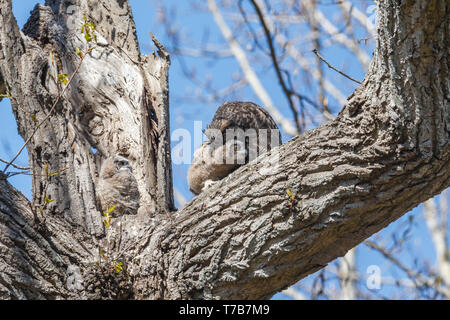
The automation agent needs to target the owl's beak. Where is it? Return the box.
[119,164,132,172]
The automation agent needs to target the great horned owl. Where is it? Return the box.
[97,155,140,216]
[188,101,281,195]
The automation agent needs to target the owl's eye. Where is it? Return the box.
[119,160,128,167]
[114,159,129,168]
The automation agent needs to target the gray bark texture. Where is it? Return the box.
[0,0,448,299]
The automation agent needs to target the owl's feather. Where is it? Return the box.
[188,101,281,195]
[208,101,279,130]
[97,155,140,216]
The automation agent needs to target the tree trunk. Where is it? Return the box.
[0,0,448,299]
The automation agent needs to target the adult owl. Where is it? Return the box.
[97,155,140,216]
[188,101,281,195]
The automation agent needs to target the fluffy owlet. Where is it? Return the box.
[188,101,281,195]
[97,155,140,216]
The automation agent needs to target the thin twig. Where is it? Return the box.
[5,170,31,178]
[251,0,347,106]
[250,0,301,134]
[312,49,362,84]
[207,0,297,136]
[246,0,346,118]
[117,46,140,65]
[306,2,371,69]
[365,240,450,298]
[358,35,376,45]
[238,0,267,54]
[304,0,327,114]
[2,51,89,174]
[0,157,29,170]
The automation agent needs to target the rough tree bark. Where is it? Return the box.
[0,0,448,299]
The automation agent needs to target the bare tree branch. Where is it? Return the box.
[2,49,89,174]
[365,240,450,298]
[249,0,301,133]
[0,157,30,171]
[207,0,298,136]
[424,195,450,286]
[0,0,25,101]
[282,287,306,300]
[338,1,374,33]
[252,0,348,107]
[338,248,357,299]
[312,49,362,84]
[304,0,371,70]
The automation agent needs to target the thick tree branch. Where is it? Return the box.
[0,70,6,98]
[0,0,447,300]
[0,0,25,102]
[0,174,96,299]
[151,0,449,299]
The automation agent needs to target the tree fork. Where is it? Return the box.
[0,0,448,299]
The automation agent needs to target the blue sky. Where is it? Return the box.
[0,0,445,299]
